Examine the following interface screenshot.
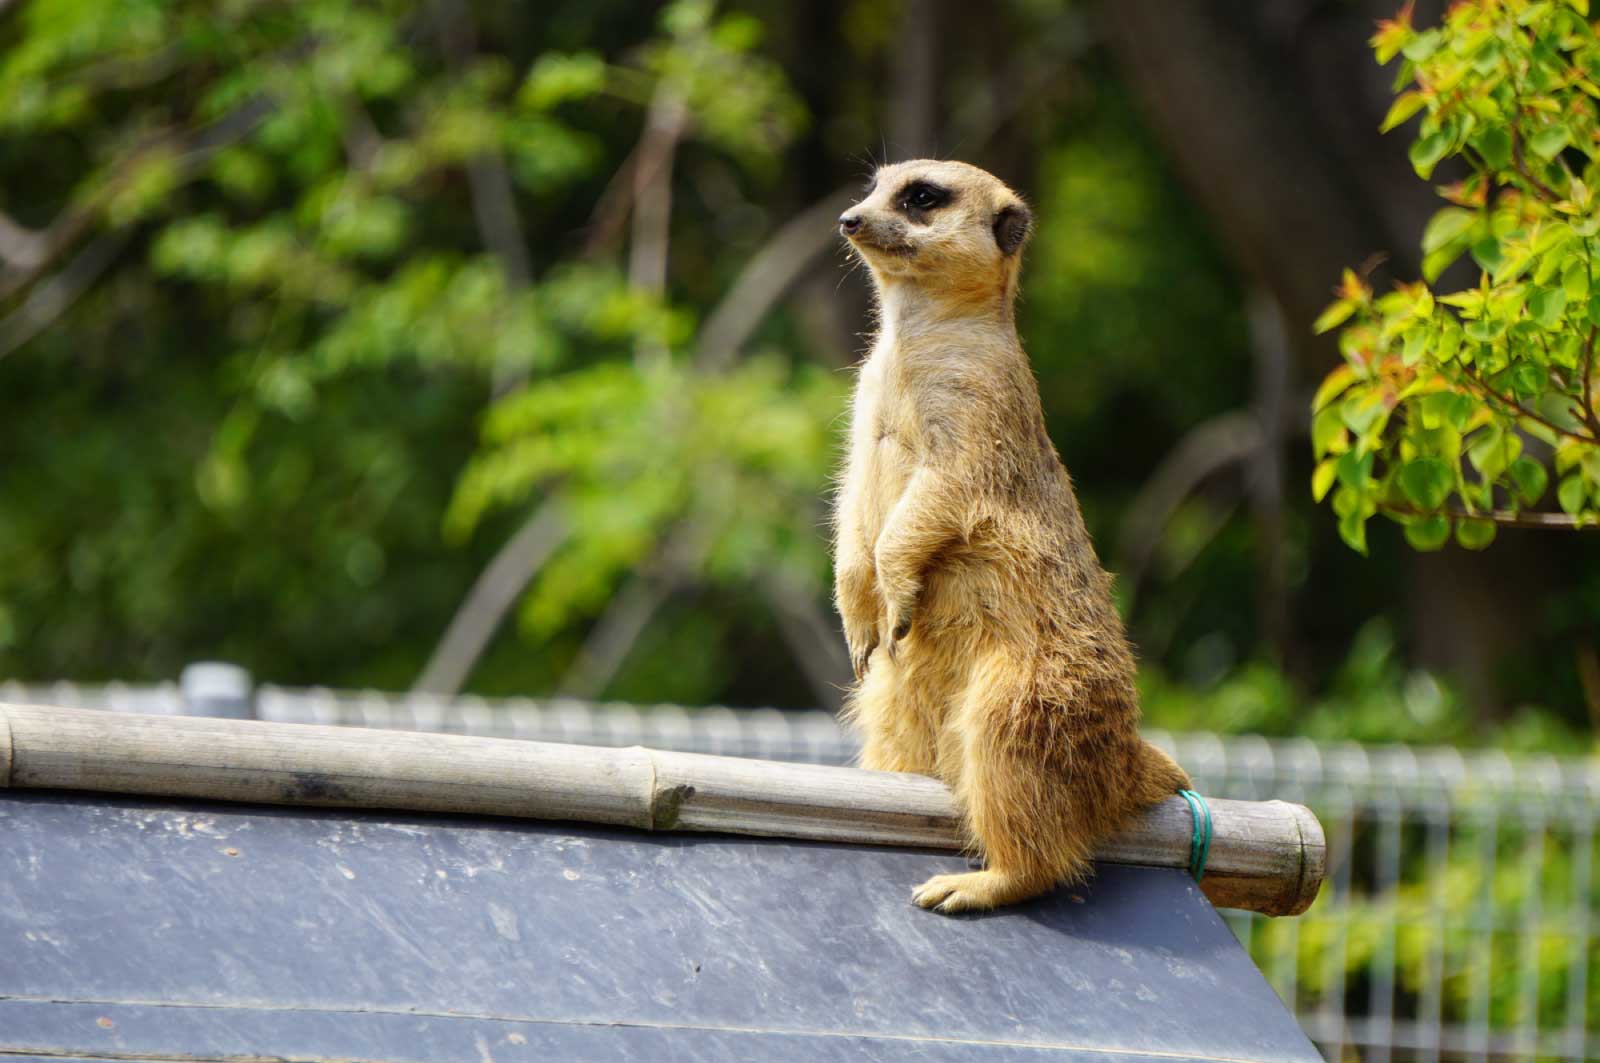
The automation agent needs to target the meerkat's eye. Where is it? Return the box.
[898,181,950,214]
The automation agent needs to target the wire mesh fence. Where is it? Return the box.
[4,672,1596,1062]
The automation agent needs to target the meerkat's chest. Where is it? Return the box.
[854,361,920,457]
[845,363,916,522]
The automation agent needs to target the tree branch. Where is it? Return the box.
[1454,362,1599,445]
[1247,290,1293,663]
[886,0,938,158]
[429,0,535,396]
[0,231,132,363]
[1583,324,1599,439]
[0,211,52,273]
[411,499,569,695]
[1116,410,1267,600]
[557,520,710,699]
[1381,502,1597,531]
[628,86,688,369]
[411,176,850,698]
[0,95,274,304]
[695,187,858,373]
[1508,122,1565,205]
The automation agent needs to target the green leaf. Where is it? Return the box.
[1312,299,1357,335]
[1312,458,1338,502]
[1563,261,1591,302]
[1312,406,1348,457]
[1339,510,1370,555]
[1533,221,1574,257]
[1402,326,1430,365]
[1470,236,1505,275]
[1455,518,1497,549]
[1341,391,1387,435]
[1423,245,1465,283]
[1381,91,1428,132]
[1559,473,1588,514]
[1436,325,1463,362]
[1422,208,1476,254]
[1409,132,1452,179]
[1529,124,1570,160]
[1474,126,1512,171]
[1508,456,1549,505]
[1312,364,1358,410]
[1468,427,1521,481]
[1399,458,1454,510]
[1404,515,1451,550]
[1528,286,1568,328]
[519,52,608,110]
[1510,361,1545,401]
[1419,391,1453,430]
[1534,245,1567,286]
[1337,449,1376,491]
[1402,29,1442,61]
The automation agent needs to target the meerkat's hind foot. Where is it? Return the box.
[911,869,1048,914]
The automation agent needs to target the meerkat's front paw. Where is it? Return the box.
[911,870,1037,914]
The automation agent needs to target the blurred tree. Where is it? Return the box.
[0,0,846,704]
[0,0,1592,739]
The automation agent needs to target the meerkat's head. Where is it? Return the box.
[838,159,1032,310]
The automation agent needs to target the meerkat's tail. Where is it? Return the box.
[1133,740,1192,807]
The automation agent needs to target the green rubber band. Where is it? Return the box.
[1177,789,1212,883]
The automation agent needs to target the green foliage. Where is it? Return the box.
[0,0,1588,726]
[1316,0,1600,552]
[1141,618,1589,751]
[447,356,840,640]
[1246,811,1600,1045]
[0,0,817,690]
[1024,102,1250,432]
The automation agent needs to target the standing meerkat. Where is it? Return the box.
[833,159,1191,914]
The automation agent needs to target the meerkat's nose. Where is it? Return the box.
[839,213,863,236]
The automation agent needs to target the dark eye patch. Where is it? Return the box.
[896,180,953,219]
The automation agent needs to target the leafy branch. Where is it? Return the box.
[1315,0,1600,552]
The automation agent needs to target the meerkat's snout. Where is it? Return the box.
[839,213,863,236]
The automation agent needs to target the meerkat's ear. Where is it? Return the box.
[993,202,1032,256]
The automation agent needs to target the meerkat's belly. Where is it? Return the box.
[915,538,1012,638]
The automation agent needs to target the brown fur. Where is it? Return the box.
[832,160,1191,914]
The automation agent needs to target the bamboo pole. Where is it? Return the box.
[0,703,1323,916]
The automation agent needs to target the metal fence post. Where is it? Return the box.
[179,662,254,719]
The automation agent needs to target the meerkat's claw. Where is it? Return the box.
[884,608,912,662]
[846,626,879,680]
[912,871,1001,913]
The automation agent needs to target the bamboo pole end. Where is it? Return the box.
[0,702,12,788]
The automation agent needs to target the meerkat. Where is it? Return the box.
[832,159,1191,914]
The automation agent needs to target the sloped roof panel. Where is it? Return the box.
[0,790,1320,1063]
